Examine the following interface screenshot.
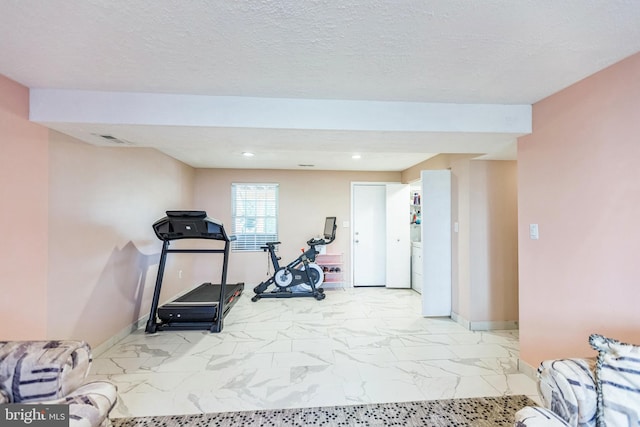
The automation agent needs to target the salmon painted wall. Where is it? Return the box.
[518,52,640,367]
[0,75,49,340]
[468,160,518,324]
[450,159,518,326]
[192,169,401,287]
[47,132,195,348]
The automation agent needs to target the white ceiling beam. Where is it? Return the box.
[30,89,531,134]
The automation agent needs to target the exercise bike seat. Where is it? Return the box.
[261,241,281,249]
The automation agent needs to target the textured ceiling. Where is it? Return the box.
[1,0,639,170]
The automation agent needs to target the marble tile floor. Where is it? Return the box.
[87,287,541,418]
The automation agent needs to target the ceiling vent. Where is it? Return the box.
[93,134,134,145]
[298,164,315,167]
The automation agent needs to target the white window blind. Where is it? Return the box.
[231,183,278,251]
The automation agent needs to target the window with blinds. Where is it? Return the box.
[231,183,278,251]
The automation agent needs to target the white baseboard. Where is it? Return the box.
[451,312,471,329]
[322,282,348,289]
[92,314,148,358]
[451,311,518,331]
[518,358,538,380]
[470,320,519,330]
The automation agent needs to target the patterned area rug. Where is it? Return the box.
[112,395,536,427]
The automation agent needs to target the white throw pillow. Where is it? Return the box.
[589,334,640,427]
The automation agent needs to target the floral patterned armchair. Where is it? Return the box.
[0,340,117,427]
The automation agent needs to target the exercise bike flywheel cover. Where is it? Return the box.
[297,263,324,292]
[274,267,293,288]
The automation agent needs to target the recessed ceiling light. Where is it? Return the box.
[352,154,362,159]
[242,152,255,157]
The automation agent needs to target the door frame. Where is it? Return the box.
[350,181,404,287]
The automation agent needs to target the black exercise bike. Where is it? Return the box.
[252,217,336,301]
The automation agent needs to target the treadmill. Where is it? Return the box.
[145,211,244,333]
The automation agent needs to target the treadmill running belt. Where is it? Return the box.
[157,282,244,323]
[173,283,234,303]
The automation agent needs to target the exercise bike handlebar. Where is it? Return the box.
[261,237,332,251]
[306,235,335,247]
[307,217,337,247]
[262,215,336,250]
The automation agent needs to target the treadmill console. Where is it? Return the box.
[153,210,233,241]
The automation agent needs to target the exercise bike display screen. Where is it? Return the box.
[323,217,337,240]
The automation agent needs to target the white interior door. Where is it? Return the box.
[385,184,411,288]
[353,184,386,287]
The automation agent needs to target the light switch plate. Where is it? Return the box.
[529,224,539,240]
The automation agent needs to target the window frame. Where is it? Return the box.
[230,183,279,252]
